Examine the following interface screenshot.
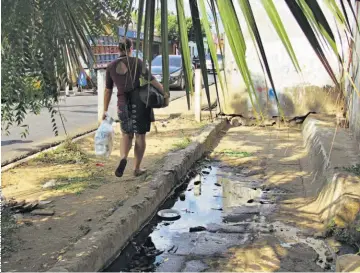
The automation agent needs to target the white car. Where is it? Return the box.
[206,54,224,73]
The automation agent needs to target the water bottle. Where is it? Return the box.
[95,114,114,158]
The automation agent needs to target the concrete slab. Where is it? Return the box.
[182,260,209,272]
[301,117,360,226]
[156,254,186,272]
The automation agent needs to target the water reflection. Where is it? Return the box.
[150,166,223,251]
[106,164,264,272]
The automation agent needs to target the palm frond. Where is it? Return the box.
[176,0,194,109]
[142,0,151,75]
[134,0,145,75]
[238,0,284,117]
[208,0,228,86]
[189,0,212,115]
[215,0,262,118]
[1,0,112,135]
[198,0,227,103]
[261,0,301,72]
[147,0,156,78]
[299,0,341,62]
[346,0,360,34]
[285,0,339,86]
[160,0,170,96]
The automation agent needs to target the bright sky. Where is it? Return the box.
[168,0,191,15]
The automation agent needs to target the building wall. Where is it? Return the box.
[221,0,348,116]
[347,3,360,143]
[188,39,209,59]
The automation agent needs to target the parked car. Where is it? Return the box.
[206,54,224,73]
[151,55,195,90]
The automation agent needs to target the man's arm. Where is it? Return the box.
[103,68,114,119]
[151,78,169,98]
[139,59,168,99]
[104,88,112,113]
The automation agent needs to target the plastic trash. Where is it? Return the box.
[94,113,114,158]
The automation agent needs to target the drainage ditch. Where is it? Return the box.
[105,158,341,272]
[104,159,276,272]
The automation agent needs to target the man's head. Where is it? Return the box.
[119,38,133,56]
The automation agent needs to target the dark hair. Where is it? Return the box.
[119,38,132,53]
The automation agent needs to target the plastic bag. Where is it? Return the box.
[94,114,114,158]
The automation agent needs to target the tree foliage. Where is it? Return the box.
[155,12,206,42]
[2,0,357,137]
[1,0,130,137]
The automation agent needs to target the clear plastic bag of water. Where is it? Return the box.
[94,114,114,158]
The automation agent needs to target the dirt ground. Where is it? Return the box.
[204,125,335,272]
[1,116,208,272]
[109,124,345,272]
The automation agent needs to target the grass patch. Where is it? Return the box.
[172,137,192,150]
[35,138,89,165]
[326,216,360,253]
[48,169,105,195]
[1,207,18,257]
[343,164,360,176]
[219,149,252,158]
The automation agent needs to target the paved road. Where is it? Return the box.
[1,90,185,164]
[1,74,215,164]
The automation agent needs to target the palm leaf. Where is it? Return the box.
[134,0,145,76]
[189,0,212,116]
[176,0,194,110]
[1,0,111,135]
[142,0,151,75]
[339,0,353,36]
[208,0,228,86]
[299,0,341,63]
[198,0,227,103]
[147,0,156,78]
[209,53,223,113]
[261,0,301,73]
[346,0,360,34]
[215,0,262,118]
[238,0,283,117]
[124,0,134,37]
[324,0,352,35]
[160,0,170,96]
[285,0,339,86]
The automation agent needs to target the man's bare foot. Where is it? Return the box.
[134,169,147,177]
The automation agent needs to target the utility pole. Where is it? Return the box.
[97,69,106,124]
[194,69,202,122]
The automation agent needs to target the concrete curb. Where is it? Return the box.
[302,117,360,225]
[302,118,360,272]
[48,119,227,272]
[1,127,98,172]
[336,254,360,272]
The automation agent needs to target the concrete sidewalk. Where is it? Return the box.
[1,90,186,166]
[154,84,219,118]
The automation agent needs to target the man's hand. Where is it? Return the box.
[102,112,107,120]
[164,92,170,99]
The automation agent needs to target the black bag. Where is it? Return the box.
[138,84,165,108]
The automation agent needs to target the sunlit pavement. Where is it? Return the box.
[1,73,215,164]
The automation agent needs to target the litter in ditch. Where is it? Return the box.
[105,162,271,272]
[105,161,334,272]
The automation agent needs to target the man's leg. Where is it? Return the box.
[115,132,133,177]
[120,133,133,159]
[134,134,146,175]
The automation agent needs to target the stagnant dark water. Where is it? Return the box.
[104,161,265,272]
